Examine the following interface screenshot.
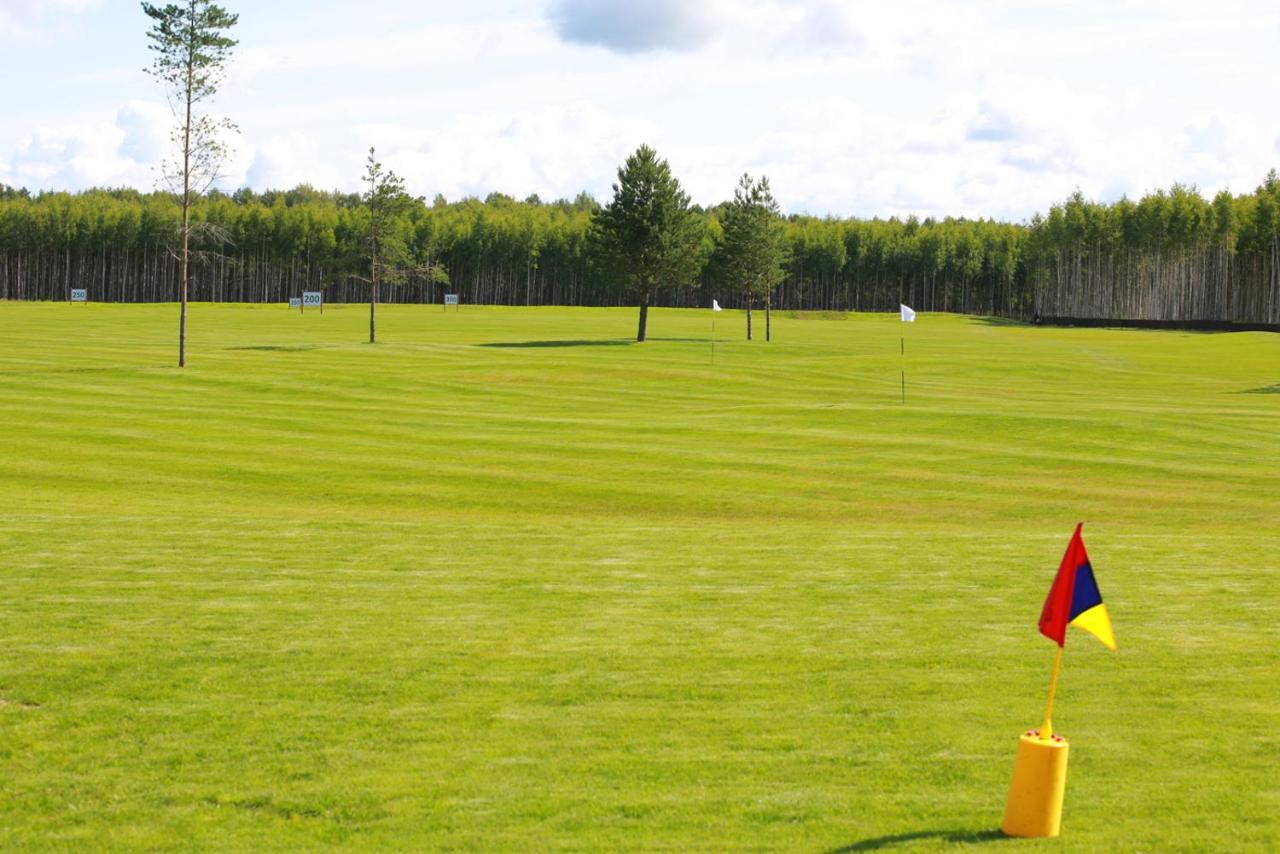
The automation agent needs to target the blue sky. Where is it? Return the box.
[1,0,1278,219]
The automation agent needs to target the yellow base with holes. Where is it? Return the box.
[1001,730,1069,838]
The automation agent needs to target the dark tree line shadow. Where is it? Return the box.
[479,339,635,348]
[479,337,712,348]
[227,344,334,352]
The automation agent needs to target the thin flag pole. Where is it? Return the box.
[1039,645,1064,738]
[900,333,906,405]
[712,313,716,365]
[899,305,915,403]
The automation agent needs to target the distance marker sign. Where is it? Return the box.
[302,291,323,313]
[444,293,460,312]
[71,289,87,302]
[289,297,301,309]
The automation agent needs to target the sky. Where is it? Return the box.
[1,0,1278,220]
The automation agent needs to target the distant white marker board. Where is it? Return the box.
[71,289,87,302]
[303,291,322,308]
[288,297,301,309]
[444,294,460,306]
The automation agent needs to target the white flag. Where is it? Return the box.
[712,299,722,312]
[900,304,916,322]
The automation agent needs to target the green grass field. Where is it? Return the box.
[0,302,1277,851]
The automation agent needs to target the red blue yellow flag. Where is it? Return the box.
[1038,523,1117,651]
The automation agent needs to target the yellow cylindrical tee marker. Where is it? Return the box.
[1002,730,1069,837]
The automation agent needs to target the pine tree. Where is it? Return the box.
[589,145,704,342]
[142,0,238,367]
[714,174,788,340]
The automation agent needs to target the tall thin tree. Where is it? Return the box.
[714,173,788,341]
[357,147,444,343]
[143,0,238,367]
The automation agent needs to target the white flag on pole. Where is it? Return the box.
[712,299,722,311]
[900,304,916,322]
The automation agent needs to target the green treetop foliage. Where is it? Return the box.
[712,173,788,339]
[588,145,706,341]
[353,147,447,343]
[362,148,414,286]
[142,0,239,198]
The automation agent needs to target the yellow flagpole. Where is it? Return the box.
[1039,645,1063,738]
[1004,643,1071,837]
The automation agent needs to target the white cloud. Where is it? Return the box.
[361,101,660,202]
[0,0,99,40]
[116,101,171,165]
[0,100,247,193]
[1,0,1278,219]
[1,112,149,189]
[229,16,550,85]
[244,132,344,190]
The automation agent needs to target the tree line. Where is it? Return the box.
[4,171,1278,327]
[7,0,1278,369]
[1026,177,1280,325]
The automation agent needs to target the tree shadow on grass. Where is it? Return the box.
[828,828,1008,852]
[478,339,636,348]
[1240,383,1280,394]
[227,344,333,352]
[970,316,1029,328]
[479,337,720,348]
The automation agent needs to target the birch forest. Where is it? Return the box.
[1,172,1277,325]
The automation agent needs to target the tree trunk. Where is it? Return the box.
[370,219,378,343]
[636,288,649,342]
[746,295,753,340]
[178,65,193,368]
[765,290,772,342]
